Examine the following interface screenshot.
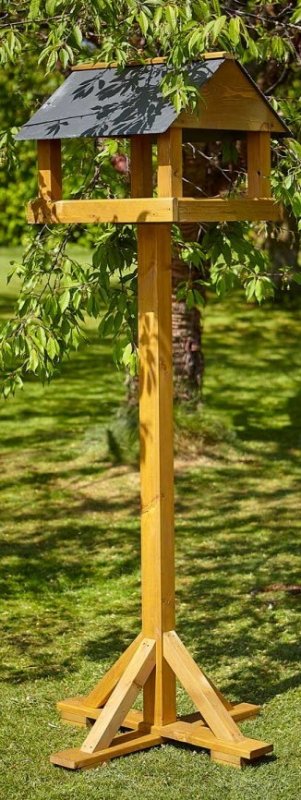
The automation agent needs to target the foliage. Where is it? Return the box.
[1,271,301,798]
[0,1,300,395]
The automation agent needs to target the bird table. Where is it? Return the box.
[16,52,290,770]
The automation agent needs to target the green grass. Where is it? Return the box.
[1,247,301,799]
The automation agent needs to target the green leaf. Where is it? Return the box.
[28,0,41,20]
[188,28,203,55]
[228,16,240,46]
[36,327,47,349]
[122,342,133,367]
[292,272,301,286]
[212,15,227,42]
[165,5,178,30]
[46,0,57,13]
[28,348,39,372]
[153,6,163,26]
[292,7,301,23]
[46,337,57,360]
[138,10,149,36]
[59,48,69,69]
[212,0,221,13]
[59,289,70,313]
[73,26,83,47]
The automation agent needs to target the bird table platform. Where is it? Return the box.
[17,52,290,771]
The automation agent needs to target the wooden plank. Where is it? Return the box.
[132,130,177,728]
[157,129,183,197]
[27,197,177,224]
[173,60,286,133]
[27,195,280,225]
[211,751,246,768]
[37,140,62,202]
[61,713,88,727]
[84,632,143,707]
[72,54,234,71]
[177,198,281,222]
[50,731,162,770]
[247,132,271,198]
[157,720,273,760]
[164,632,243,742]
[72,57,169,70]
[186,703,260,728]
[203,52,235,60]
[58,697,260,728]
[138,223,176,726]
[228,703,261,722]
[130,136,153,198]
[58,697,144,729]
[81,638,155,753]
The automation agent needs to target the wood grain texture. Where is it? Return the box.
[132,131,177,727]
[177,198,281,222]
[173,60,287,133]
[58,696,260,728]
[131,136,153,197]
[163,631,243,742]
[37,140,62,202]
[157,129,183,197]
[81,638,155,753]
[156,720,273,759]
[247,132,271,198]
[50,731,163,770]
[84,632,144,707]
[27,197,176,224]
[211,751,247,768]
[58,697,144,728]
[138,223,176,726]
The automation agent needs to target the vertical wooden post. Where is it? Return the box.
[137,222,176,726]
[247,132,271,198]
[157,128,183,197]
[37,140,62,202]
[131,132,182,726]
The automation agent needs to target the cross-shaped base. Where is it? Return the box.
[51,631,273,770]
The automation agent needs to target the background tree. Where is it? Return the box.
[0,0,300,398]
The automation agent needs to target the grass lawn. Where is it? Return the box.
[1,247,301,799]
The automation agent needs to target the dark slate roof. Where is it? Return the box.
[15,59,226,140]
[16,59,290,141]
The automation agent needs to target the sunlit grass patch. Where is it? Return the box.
[1,249,301,799]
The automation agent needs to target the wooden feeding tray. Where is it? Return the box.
[16,53,290,773]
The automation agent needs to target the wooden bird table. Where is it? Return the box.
[49,130,274,770]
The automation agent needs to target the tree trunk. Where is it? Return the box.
[171,141,241,401]
[172,229,204,403]
[171,144,207,402]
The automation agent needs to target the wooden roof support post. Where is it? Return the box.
[157,128,183,197]
[247,132,271,198]
[37,140,62,202]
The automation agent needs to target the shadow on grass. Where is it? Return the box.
[1,292,301,704]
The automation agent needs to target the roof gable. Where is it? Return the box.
[174,60,289,134]
[16,58,289,141]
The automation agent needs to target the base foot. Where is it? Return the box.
[211,751,247,769]
[51,631,273,771]
[51,731,162,770]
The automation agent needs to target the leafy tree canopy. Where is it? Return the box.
[0,0,300,396]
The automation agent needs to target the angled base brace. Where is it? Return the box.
[51,631,273,771]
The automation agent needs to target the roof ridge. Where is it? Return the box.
[72,52,234,71]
